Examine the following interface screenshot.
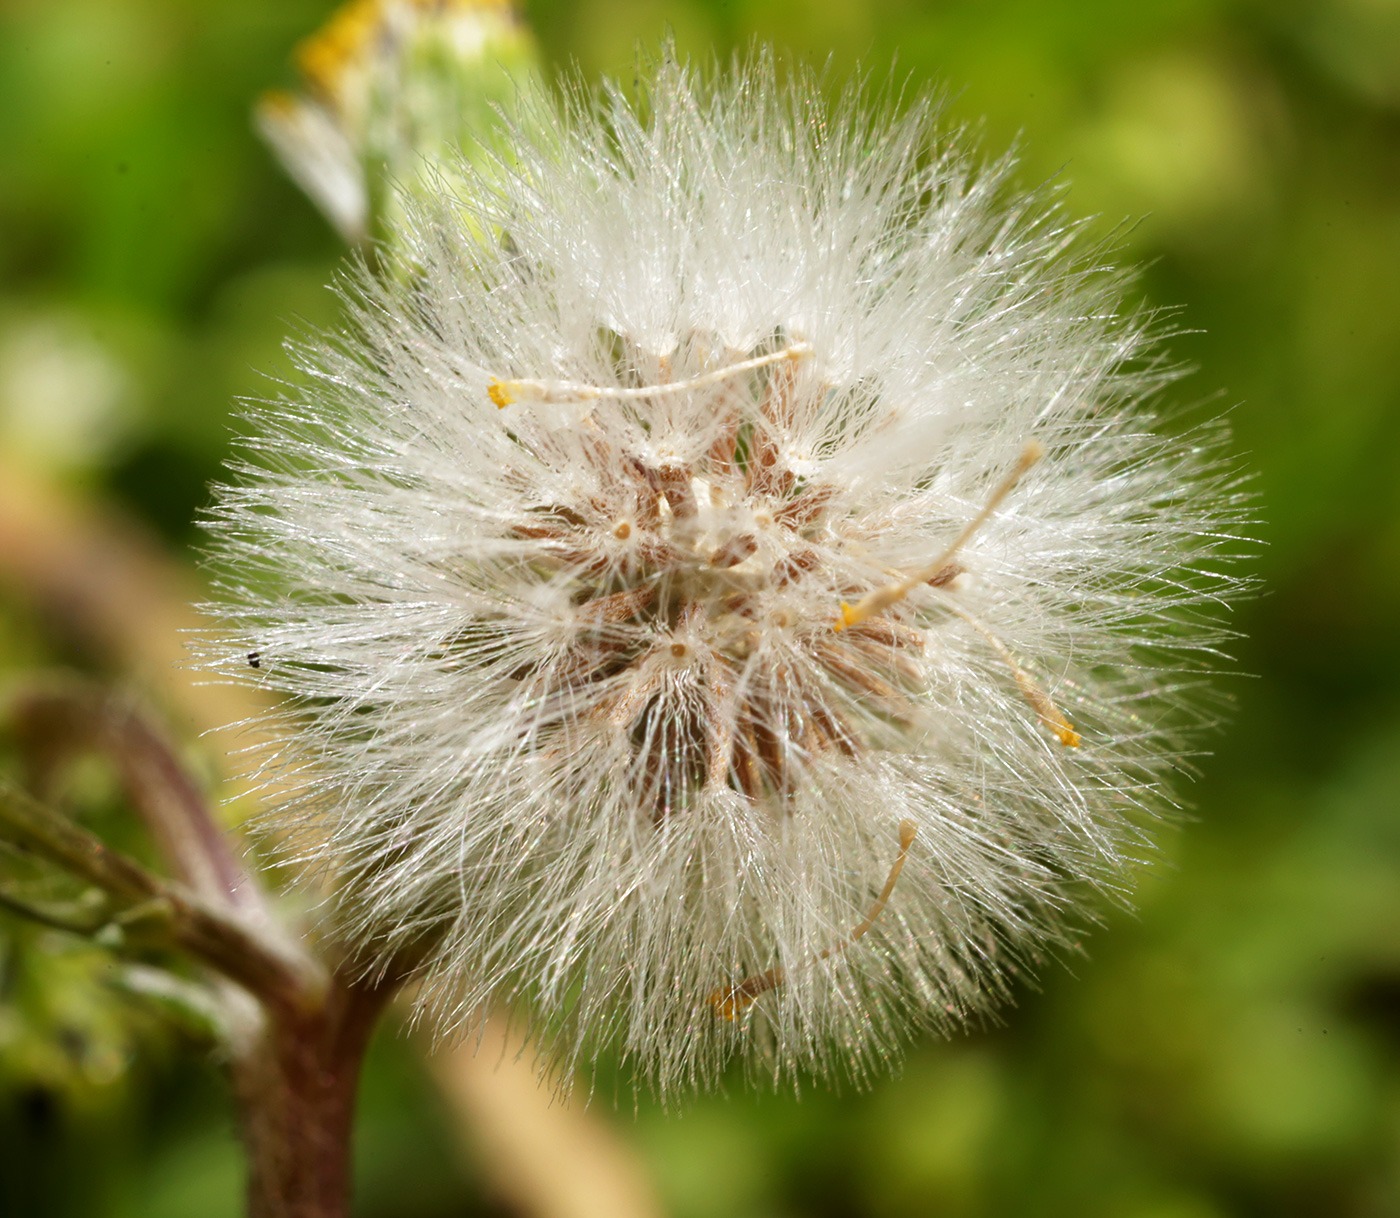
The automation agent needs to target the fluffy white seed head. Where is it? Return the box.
[208,49,1247,1092]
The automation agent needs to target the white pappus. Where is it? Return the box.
[206,48,1248,1092]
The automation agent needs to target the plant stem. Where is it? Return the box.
[10,681,262,911]
[0,777,324,1013]
[0,704,424,1216]
[231,967,399,1218]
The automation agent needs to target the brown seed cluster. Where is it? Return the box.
[499,355,929,823]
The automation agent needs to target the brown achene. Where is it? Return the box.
[498,341,932,819]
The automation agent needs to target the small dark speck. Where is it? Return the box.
[117,162,128,174]
[247,652,261,669]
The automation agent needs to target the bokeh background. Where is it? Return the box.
[2,0,1399,1215]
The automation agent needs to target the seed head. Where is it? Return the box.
[208,49,1247,1091]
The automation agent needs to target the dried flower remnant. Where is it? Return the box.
[257,0,538,242]
[208,50,1247,1091]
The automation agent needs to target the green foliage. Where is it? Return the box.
[2,0,1398,1214]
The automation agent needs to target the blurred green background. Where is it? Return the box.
[2,0,1399,1215]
